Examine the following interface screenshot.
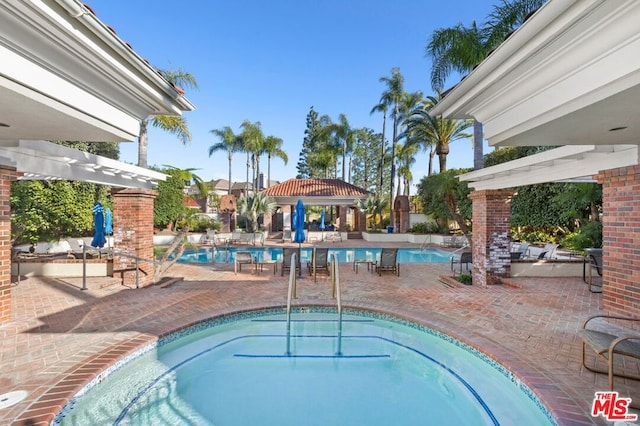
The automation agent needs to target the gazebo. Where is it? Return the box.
[431,0,640,318]
[261,178,370,233]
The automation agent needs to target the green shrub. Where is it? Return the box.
[560,221,602,252]
[408,222,439,234]
[457,274,472,285]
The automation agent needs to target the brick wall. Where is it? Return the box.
[596,165,640,318]
[0,166,17,323]
[112,188,157,288]
[469,189,514,286]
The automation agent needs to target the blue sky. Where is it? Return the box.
[88,0,495,192]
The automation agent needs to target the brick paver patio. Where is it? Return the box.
[1,241,638,425]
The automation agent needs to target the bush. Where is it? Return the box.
[560,221,602,252]
[457,274,472,285]
[408,222,439,234]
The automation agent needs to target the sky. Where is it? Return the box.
[88,0,496,193]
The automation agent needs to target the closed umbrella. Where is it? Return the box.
[293,200,305,277]
[104,208,113,248]
[319,210,326,241]
[91,202,106,248]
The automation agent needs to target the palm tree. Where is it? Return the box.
[355,193,388,231]
[262,135,288,188]
[330,113,355,181]
[404,94,473,173]
[370,101,388,193]
[237,192,277,234]
[138,68,198,168]
[239,120,265,192]
[426,0,545,170]
[396,143,418,197]
[378,67,405,228]
[208,126,242,194]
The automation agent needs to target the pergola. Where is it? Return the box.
[0,0,194,323]
[431,0,640,318]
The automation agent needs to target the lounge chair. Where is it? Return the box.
[374,248,399,276]
[539,243,559,259]
[451,251,472,276]
[585,248,603,293]
[280,247,301,276]
[578,315,640,404]
[234,251,254,273]
[511,243,530,258]
[307,247,330,278]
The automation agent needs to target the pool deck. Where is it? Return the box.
[1,239,638,425]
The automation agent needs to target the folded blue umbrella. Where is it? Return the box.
[104,208,113,235]
[91,202,106,248]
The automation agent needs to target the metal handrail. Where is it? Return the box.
[419,234,433,251]
[330,253,343,355]
[285,251,297,356]
[81,245,157,291]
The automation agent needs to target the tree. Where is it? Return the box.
[426,0,545,170]
[396,142,418,196]
[209,126,242,194]
[351,128,383,193]
[297,106,320,178]
[239,120,265,191]
[370,101,388,193]
[237,192,277,234]
[416,169,473,235]
[330,113,354,181]
[378,67,405,228]
[404,94,472,173]
[355,193,388,231]
[154,166,207,230]
[263,135,288,188]
[138,68,198,168]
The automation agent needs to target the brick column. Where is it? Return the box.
[469,189,514,286]
[0,166,17,324]
[596,165,640,318]
[338,205,347,232]
[112,188,157,288]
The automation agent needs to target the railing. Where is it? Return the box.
[330,253,343,355]
[419,234,433,251]
[285,251,297,356]
[81,245,157,291]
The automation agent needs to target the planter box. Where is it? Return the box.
[362,232,409,243]
[510,259,584,277]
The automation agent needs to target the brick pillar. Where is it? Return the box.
[469,189,514,286]
[112,188,157,288]
[338,205,347,232]
[596,165,640,318]
[0,166,17,324]
[357,210,366,231]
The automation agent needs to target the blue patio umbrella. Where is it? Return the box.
[294,199,306,244]
[104,208,113,235]
[91,202,106,248]
[319,210,326,241]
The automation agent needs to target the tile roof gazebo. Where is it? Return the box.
[261,178,369,233]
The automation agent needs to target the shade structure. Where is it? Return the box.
[104,208,113,235]
[91,202,106,248]
[294,199,306,244]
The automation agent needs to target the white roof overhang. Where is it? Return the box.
[1,140,166,189]
[430,0,640,149]
[0,0,195,142]
[459,144,639,190]
[269,196,363,206]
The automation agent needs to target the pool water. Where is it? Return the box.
[56,309,554,426]
[178,247,452,264]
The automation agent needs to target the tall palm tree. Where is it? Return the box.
[426,0,545,170]
[138,68,198,168]
[330,113,355,181]
[396,143,418,197]
[405,95,473,173]
[378,67,405,227]
[370,101,388,193]
[239,120,265,192]
[263,135,288,188]
[208,126,241,194]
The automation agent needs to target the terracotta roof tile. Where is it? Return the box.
[182,196,201,209]
[262,179,369,197]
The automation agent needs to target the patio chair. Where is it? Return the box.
[539,243,559,259]
[578,314,640,404]
[374,248,399,276]
[234,251,254,274]
[280,247,301,276]
[585,248,603,293]
[511,243,530,258]
[307,247,330,277]
[451,251,472,276]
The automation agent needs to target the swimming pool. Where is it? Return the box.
[55,308,554,425]
[178,247,452,264]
